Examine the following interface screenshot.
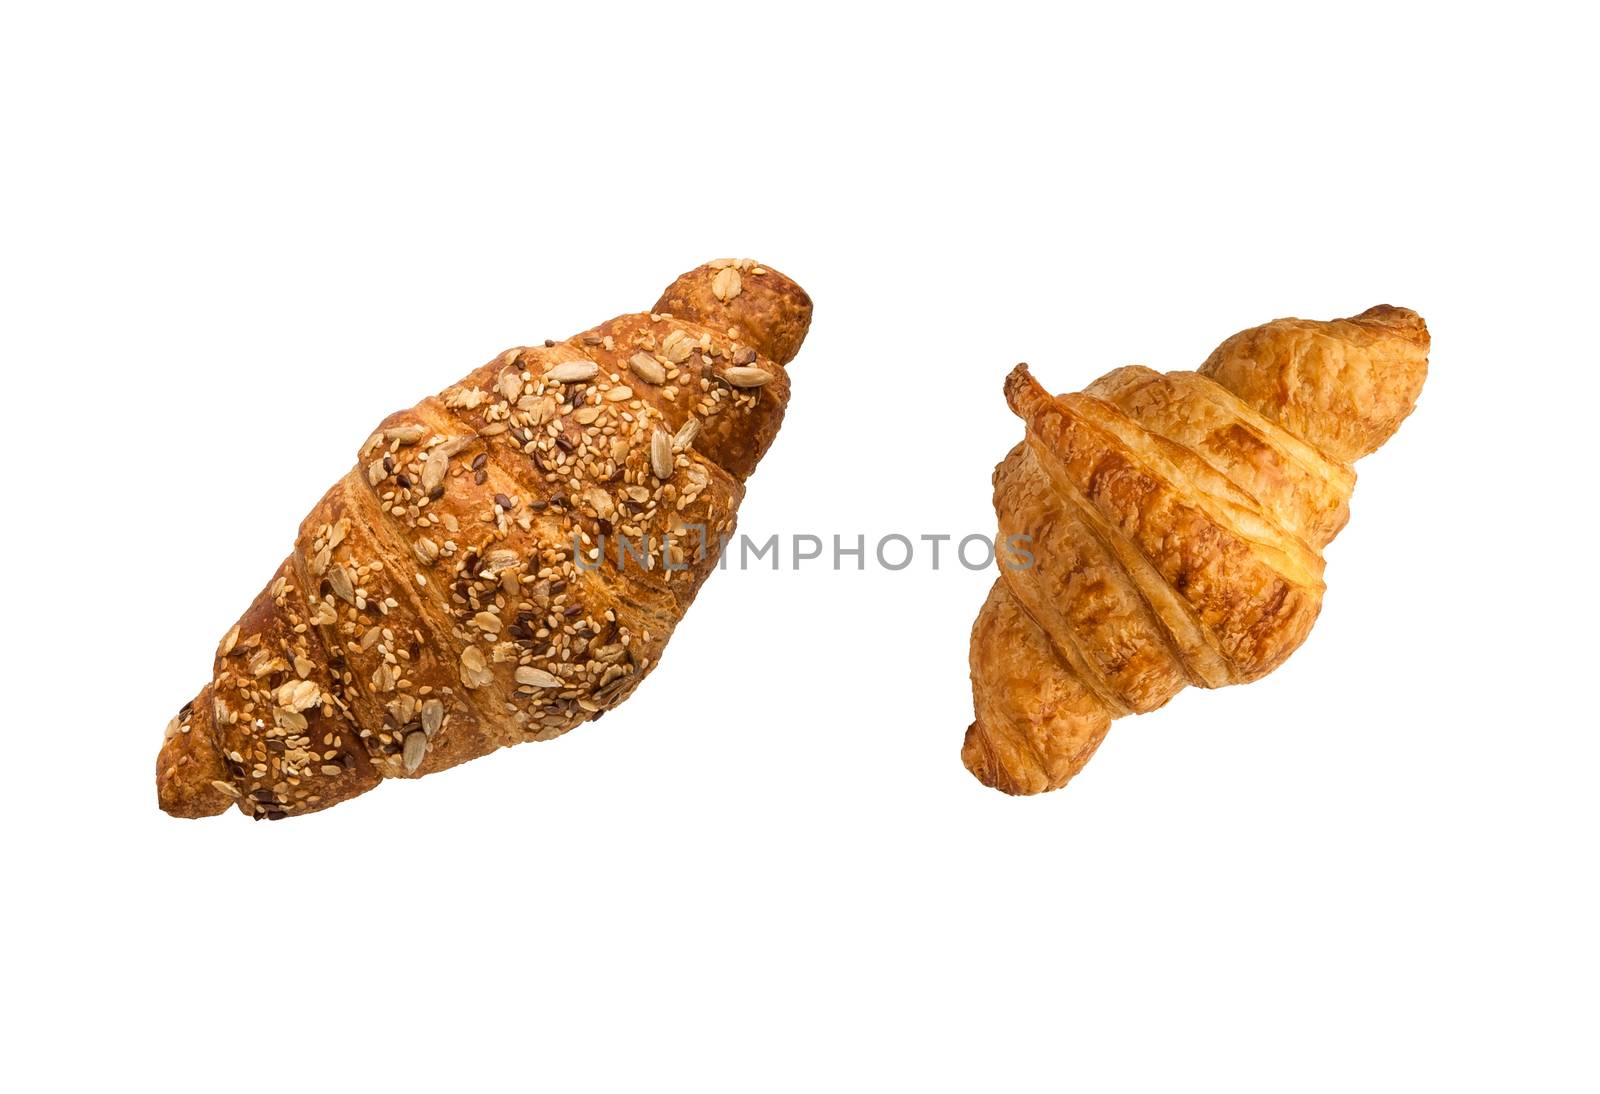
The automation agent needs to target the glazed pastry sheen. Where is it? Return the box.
[159,260,811,819]
[965,306,1428,794]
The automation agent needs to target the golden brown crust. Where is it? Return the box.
[158,260,811,820]
[1198,305,1429,463]
[964,581,1111,796]
[1084,367,1355,549]
[653,258,813,369]
[966,307,1428,795]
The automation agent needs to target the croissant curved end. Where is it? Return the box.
[1198,304,1429,462]
[961,720,1043,796]
[654,259,813,368]
[156,685,235,818]
[1002,363,1046,419]
[961,721,1000,791]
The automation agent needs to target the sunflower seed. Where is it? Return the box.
[276,679,321,712]
[319,765,343,777]
[723,366,773,388]
[712,266,742,302]
[594,675,632,703]
[482,549,521,574]
[327,564,356,604]
[628,352,666,384]
[529,395,559,425]
[660,330,694,364]
[421,698,444,736]
[250,650,286,677]
[546,361,598,383]
[460,645,493,688]
[218,623,241,658]
[474,611,502,633]
[651,428,673,479]
[210,780,241,798]
[573,405,601,425]
[515,666,563,688]
[402,731,427,774]
[386,423,428,445]
[420,448,449,493]
[605,385,634,403]
[672,418,700,451]
[370,663,397,693]
[445,386,487,409]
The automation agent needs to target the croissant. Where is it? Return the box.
[158,259,812,819]
[964,306,1429,794]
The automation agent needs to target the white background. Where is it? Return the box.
[3,2,1595,1091]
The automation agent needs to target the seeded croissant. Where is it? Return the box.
[158,260,811,819]
[965,306,1428,794]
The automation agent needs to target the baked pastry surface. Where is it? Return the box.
[965,307,1428,794]
[158,260,811,819]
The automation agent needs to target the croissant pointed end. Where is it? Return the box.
[1199,305,1429,461]
[1002,363,1050,422]
[156,686,237,819]
[653,259,813,367]
[1350,304,1429,346]
[963,720,1017,794]
[963,719,1060,796]
[967,582,1115,795]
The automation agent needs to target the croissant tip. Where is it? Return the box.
[1352,303,1430,348]
[655,258,812,368]
[961,722,1001,792]
[962,719,1038,796]
[155,686,238,819]
[1002,363,1048,420]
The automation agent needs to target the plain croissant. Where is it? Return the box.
[158,260,812,819]
[965,306,1429,794]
